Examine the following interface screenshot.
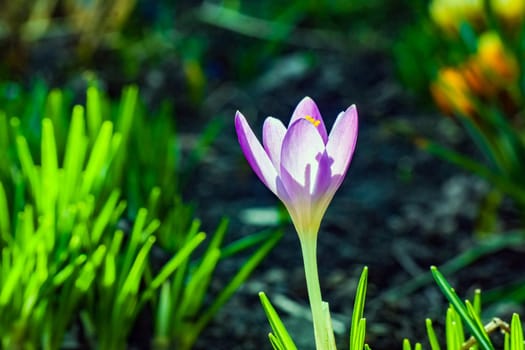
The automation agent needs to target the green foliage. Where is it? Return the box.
[349,267,368,350]
[404,267,525,350]
[152,221,282,350]
[0,82,279,349]
[0,92,126,349]
[259,291,298,350]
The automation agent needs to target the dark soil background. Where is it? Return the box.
[3,1,524,349]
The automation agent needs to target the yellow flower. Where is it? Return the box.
[491,0,525,25]
[429,0,484,34]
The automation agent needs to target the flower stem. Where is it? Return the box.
[300,237,334,350]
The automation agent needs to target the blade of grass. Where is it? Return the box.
[59,105,88,214]
[220,228,278,259]
[0,182,10,241]
[16,135,41,210]
[259,292,298,350]
[86,86,103,140]
[511,314,523,350]
[41,118,58,220]
[426,318,442,350]
[142,232,206,298]
[81,121,114,196]
[194,231,282,339]
[431,266,495,350]
[350,266,368,349]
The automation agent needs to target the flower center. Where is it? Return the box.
[304,115,320,127]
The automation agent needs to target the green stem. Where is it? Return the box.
[300,237,333,350]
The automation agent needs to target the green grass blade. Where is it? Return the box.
[206,217,229,254]
[75,245,107,292]
[116,85,138,141]
[0,112,9,175]
[154,282,172,344]
[16,135,41,210]
[145,232,206,294]
[269,332,285,350]
[466,300,491,347]
[52,255,86,287]
[473,289,481,318]
[195,231,282,335]
[59,105,87,213]
[457,115,500,171]
[350,266,368,348]
[110,85,138,186]
[431,266,495,350]
[0,111,8,146]
[355,318,367,350]
[102,253,116,288]
[120,236,156,297]
[220,228,278,259]
[0,256,24,306]
[446,307,460,350]
[91,190,121,245]
[81,121,114,196]
[322,301,337,350]
[426,318,442,350]
[0,182,10,241]
[41,118,58,218]
[179,249,221,318]
[86,86,103,140]
[511,313,524,350]
[259,292,298,350]
[45,88,67,146]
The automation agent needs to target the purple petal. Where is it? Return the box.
[235,111,279,194]
[280,118,325,196]
[326,104,358,178]
[289,97,328,143]
[312,150,335,198]
[310,150,341,225]
[262,117,287,169]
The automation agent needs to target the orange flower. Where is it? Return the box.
[459,32,518,98]
[430,67,475,116]
[462,58,497,97]
[475,31,519,87]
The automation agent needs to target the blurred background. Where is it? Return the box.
[1,0,525,349]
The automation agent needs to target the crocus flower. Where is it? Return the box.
[430,67,475,117]
[235,97,358,238]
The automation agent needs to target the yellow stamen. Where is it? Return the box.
[304,115,320,127]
